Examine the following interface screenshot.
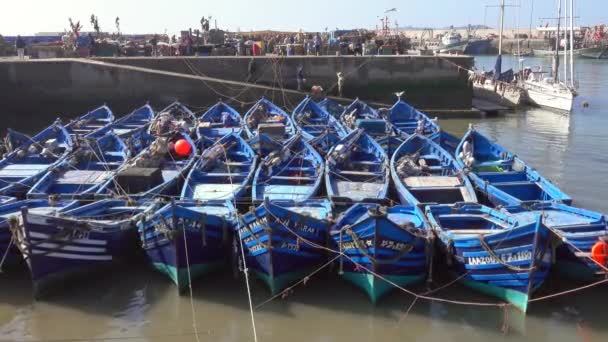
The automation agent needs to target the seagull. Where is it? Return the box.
[394,91,405,99]
[385,8,397,13]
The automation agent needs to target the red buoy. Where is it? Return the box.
[174,139,192,157]
[591,241,608,266]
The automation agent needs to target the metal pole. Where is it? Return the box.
[563,0,567,84]
[554,0,562,83]
[569,0,575,87]
[498,0,505,56]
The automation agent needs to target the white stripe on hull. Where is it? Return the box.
[31,250,112,261]
[29,232,108,246]
[34,242,106,253]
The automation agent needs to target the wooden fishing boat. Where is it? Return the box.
[317,98,344,118]
[387,99,440,137]
[432,130,461,157]
[138,200,236,292]
[87,104,155,139]
[375,134,406,159]
[252,134,323,202]
[330,203,430,303]
[504,202,608,281]
[243,98,296,142]
[455,126,572,206]
[340,98,380,132]
[237,199,332,294]
[0,199,79,269]
[64,105,114,138]
[425,202,553,313]
[28,133,130,200]
[0,122,73,197]
[292,96,348,155]
[18,199,157,297]
[182,133,257,201]
[325,129,389,205]
[390,134,477,205]
[149,102,197,137]
[97,131,197,199]
[196,101,243,142]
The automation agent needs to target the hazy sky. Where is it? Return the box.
[0,0,604,35]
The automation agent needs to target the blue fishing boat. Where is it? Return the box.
[65,105,114,138]
[253,134,324,202]
[387,98,440,137]
[28,133,130,199]
[196,101,243,141]
[182,133,257,201]
[243,98,296,142]
[138,200,235,292]
[432,130,461,156]
[425,203,553,313]
[455,126,572,206]
[390,134,477,205]
[0,196,15,205]
[87,104,155,139]
[149,102,197,137]
[330,203,430,303]
[97,131,197,199]
[292,96,348,155]
[0,199,79,269]
[0,122,73,197]
[340,98,380,132]
[19,199,156,297]
[504,202,608,281]
[237,199,332,294]
[317,98,344,119]
[375,134,406,159]
[325,129,389,205]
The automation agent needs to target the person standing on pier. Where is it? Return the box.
[313,33,321,56]
[15,35,26,60]
[150,34,159,57]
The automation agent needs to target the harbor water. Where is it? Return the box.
[1,55,608,341]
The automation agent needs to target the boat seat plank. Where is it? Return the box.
[55,170,112,184]
[446,229,500,235]
[404,176,460,188]
[0,164,50,177]
[338,170,383,176]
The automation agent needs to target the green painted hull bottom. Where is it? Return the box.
[253,270,311,295]
[460,278,530,313]
[152,262,224,292]
[341,272,425,304]
[555,260,597,282]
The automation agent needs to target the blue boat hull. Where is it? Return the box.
[21,214,139,298]
[238,200,331,294]
[139,202,234,292]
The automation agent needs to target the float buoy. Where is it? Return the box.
[591,241,608,266]
[174,139,192,157]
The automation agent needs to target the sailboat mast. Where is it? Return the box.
[569,0,575,87]
[554,0,562,83]
[498,0,505,55]
[563,0,567,83]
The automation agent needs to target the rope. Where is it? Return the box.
[181,218,202,342]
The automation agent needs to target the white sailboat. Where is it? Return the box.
[472,0,525,108]
[523,0,577,113]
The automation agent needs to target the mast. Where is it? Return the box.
[553,0,561,83]
[569,0,575,87]
[498,0,505,55]
[563,0,567,84]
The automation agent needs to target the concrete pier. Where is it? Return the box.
[0,55,474,133]
[94,55,473,108]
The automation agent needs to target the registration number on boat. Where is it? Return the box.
[466,250,532,266]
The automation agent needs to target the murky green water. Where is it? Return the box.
[1,55,608,341]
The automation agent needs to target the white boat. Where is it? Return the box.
[532,46,604,56]
[523,70,575,112]
[522,0,577,113]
